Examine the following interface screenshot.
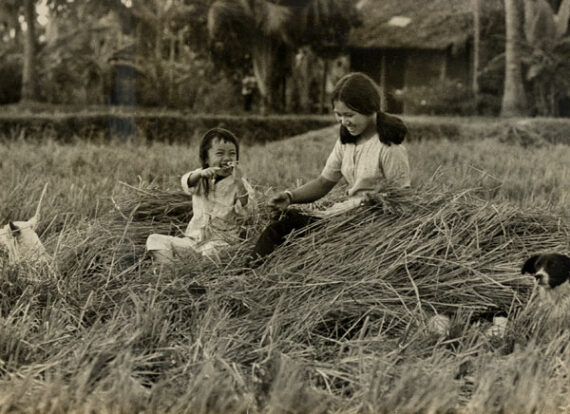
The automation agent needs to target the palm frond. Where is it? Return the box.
[523,0,557,47]
[207,0,255,42]
[301,0,359,47]
[554,0,570,37]
[262,1,294,38]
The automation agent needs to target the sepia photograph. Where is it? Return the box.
[0,0,569,412]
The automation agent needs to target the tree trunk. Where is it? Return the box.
[21,0,37,103]
[168,32,175,105]
[296,48,312,113]
[252,38,286,114]
[501,0,528,117]
[319,59,329,114]
[252,42,271,115]
[439,53,448,80]
[549,82,558,116]
[472,0,481,95]
[380,54,387,111]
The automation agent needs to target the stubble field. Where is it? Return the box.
[0,119,569,413]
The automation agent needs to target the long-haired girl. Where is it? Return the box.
[252,72,411,261]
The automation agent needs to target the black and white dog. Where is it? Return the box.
[522,253,570,289]
[522,253,570,307]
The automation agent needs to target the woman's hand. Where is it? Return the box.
[268,191,291,212]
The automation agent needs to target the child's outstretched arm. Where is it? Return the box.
[184,167,221,188]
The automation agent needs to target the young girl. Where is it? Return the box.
[146,128,254,263]
[251,72,411,261]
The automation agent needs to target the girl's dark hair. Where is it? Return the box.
[196,127,240,195]
[331,72,407,146]
[199,127,240,168]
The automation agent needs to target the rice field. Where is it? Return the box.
[0,119,569,413]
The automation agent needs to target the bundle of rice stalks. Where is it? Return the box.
[58,182,569,350]
[111,182,195,242]
[201,184,569,348]
[109,181,274,244]
[57,181,271,282]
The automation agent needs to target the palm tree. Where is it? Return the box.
[21,0,38,103]
[522,0,570,115]
[207,0,358,114]
[208,0,294,113]
[501,0,529,116]
[0,0,38,103]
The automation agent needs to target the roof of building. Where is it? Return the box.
[348,0,503,51]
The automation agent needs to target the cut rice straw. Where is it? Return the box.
[60,181,569,350]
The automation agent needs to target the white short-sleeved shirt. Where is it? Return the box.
[180,169,254,244]
[321,134,411,198]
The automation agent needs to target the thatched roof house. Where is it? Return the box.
[346,0,504,113]
[349,0,477,51]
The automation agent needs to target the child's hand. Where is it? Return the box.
[216,161,239,178]
[232,164,243,180]
[199,167,221,179]
[268,191,291,212]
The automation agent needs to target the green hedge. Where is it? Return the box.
[0,111,334,145]
[403,116,570,145]
[1,110,569,146]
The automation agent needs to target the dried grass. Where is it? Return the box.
[61,181,568,342]
[31,180,568,412]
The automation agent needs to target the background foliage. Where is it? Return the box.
[3,0,569,116]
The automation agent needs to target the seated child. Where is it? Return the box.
[146,127,255,263]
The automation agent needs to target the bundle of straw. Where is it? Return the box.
[57,181,271,281]
[111,182,194,240]
[55,183,193,284]
[201,185,569,346]
[60,182,569,348]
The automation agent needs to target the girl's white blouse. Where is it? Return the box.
[321,134,411,197]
